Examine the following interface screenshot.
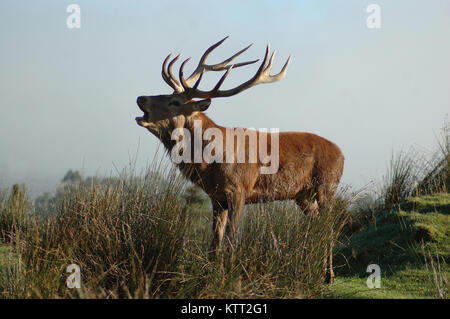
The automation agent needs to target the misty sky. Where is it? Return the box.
[1,0,449,197]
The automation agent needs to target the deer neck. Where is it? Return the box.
[151,112,222,157]
[185,112,222,136]
[154,112,222,184]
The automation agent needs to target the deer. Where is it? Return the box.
[135,37,344,284]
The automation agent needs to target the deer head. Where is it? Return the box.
[136,36,291,136]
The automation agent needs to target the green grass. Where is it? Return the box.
[1,185,448,299]
[324,268,438,299]
[0,188,448,299]
[0,245,14,288]
[401,193,450,214]
[0,245,12,266]
[0,168,350,299]
[328,193,449,299]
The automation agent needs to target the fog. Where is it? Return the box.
[1,0,449,197]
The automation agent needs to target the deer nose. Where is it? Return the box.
[137,96,147,105]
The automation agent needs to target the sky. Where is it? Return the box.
[0,0,449,197]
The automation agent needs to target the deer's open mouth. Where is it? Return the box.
[135,111,150,125]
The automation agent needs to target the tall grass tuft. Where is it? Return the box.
[0,163,351,298]
[0,184,32,242]
[168,194,351,298]
[351,120,450,223]
[1,165,192,298]
[382,150,419,208]
[424,250,448,299]
[415,121,450,195]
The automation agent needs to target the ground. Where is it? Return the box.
[324,193,449,299]
[0,194,448,298]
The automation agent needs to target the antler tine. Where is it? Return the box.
[252,45,271,81]
[265,50,276,72]
[168,54,181,84]
[212,65,234,91]
[266,55,292,83]
[162,54,184,93]
[198,36,229,65]
[185,36,259,86]
[192,69,204,90]
[162,54,172,86]
[205,43,253,71]
[179,57,192,91]
[232,59,260,68]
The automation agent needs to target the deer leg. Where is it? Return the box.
[210,201,229,254]
[324,237,335,284]
[297,187,335,283]
[317,185,335,284]
[224,192,245,247]
[295,188,319,217]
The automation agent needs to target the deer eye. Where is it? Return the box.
[170,101,181,107]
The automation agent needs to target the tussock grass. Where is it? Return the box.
[424,251,448,299]
[0,165,350,299]
[0,184,32,242]
[383,121,449,208]
[174,197,350,298]
[347,121,450,234]
[1,166,191,298]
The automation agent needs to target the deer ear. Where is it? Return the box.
[191,99,211,112]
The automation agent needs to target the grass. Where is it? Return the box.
[2,179,446,299]
[328,193,449,299]
[324,268,439,299]
[0,245,15,287]
[0,245,12,268]
[0,184,32,242]
[0,165,350,299]
[323,122,449,299]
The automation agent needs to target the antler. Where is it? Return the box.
[161,37,291,98]
[161,36,259,94]
[162,54,184,93]
[180,44,291,99]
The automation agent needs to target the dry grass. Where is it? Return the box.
[0,164,350,299]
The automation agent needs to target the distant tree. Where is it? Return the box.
[35,169,185,217]
[62,170,83,185]
[34,192,55,218]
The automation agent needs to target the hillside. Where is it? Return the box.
[326,193,449,298]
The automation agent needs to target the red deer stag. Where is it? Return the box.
[136,37,344,283]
